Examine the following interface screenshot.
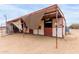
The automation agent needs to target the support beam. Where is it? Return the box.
[62,18,64,38]
[4,15,7,34]
[55,11,58,49]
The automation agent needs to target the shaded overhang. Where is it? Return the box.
[12,19,22,30]
[43,11,63,19]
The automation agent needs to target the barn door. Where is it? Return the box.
[44,18,52,36]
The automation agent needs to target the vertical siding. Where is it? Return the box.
[52,28,55,37]
[39,30,44,35]
[33,20,44,35]
[26,28,29,33]
[38,20,44,35]
[33,29,38,34]
[63,18,65,36]
[57,28,62,37]
[7,23,13,34]
[53,28,62,37]
[22,27,30,33]
[33,17,65,37]
[52,18,56,37]
[52,18,65,37]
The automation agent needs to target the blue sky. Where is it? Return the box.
[0,4,79,26]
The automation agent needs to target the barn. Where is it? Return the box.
[6,4,66,38]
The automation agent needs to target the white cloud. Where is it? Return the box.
[0,4,32,25]
[59,4,79,26]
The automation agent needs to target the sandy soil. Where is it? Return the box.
[0,29,79,54]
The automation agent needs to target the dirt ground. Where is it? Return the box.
[0,29,79,54]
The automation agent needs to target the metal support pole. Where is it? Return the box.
[56,25,58,48]
[62,18,64,39]
[37,28,39,35]
[22,19,25,37]
[4,15,7,34]
[55,11,58,49]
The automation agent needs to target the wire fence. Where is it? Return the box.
[0,23,8,37]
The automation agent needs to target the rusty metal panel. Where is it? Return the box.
[44,28,52,36]
[29,10,45,29]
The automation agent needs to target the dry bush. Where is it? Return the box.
[69,24,79,29]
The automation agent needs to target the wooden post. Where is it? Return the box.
[62,18,64,39]
[55,11,58,49]
[22,19,25,37]
[55,22,58,49]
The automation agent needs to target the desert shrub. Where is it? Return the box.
[69,24,79,29]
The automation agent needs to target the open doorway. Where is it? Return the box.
[11,24,19,33]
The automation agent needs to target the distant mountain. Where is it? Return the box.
[69,24,79,29]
